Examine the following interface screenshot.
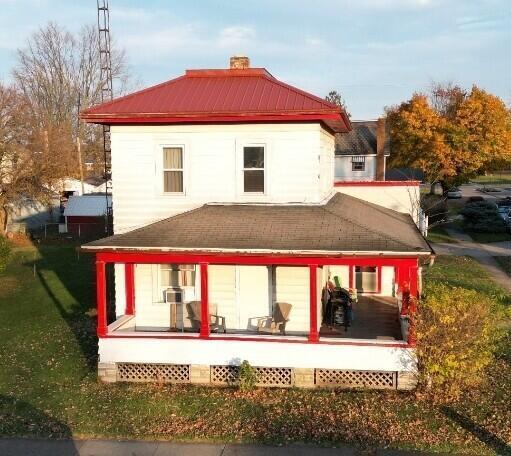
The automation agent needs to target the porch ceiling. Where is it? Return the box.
[82,193,432,256]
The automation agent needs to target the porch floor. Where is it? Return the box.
[110,296,403,342]
[320,296,402,340]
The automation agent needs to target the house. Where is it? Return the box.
[80,56,433,389]
[6,196,60,233]
[333,120,423,225]
[334,119,388,182]
[63,194,112,237]
[58,177,107,197]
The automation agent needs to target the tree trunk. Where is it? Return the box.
[0,205,8,235]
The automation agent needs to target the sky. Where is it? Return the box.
[0,0,510,119]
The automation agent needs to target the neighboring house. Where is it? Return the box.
[6,196,59,233]
[5,177,108,235]
[80,56,433,390]
[58,177,107,196]
[63,195,112,237]
[334,119,389,182]
[334,120,422,223]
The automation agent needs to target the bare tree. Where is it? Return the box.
[12,22,135,176]
[428,82,467,120]
[0,83,73,233]
[325,90,351,118]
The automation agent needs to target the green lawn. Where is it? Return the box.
[471,172,511,185]
[423,255,510,309]
[0,245,510,453]
[426,225,458,244]
[494,257,511,277]
[465,231,511,243]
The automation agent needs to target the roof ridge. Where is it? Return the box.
[261,73,340,111]
[321,194,420,250]
[81,74,187,114]
[185,68,273,78]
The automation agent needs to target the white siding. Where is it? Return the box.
[209,265,237,330]
[327,265,350,289]
[275,266,309,334]
[319,130,335,199]
[335,155,377,181]
[209,265,271,332]
[134,264,167,329]
[334,184,421,223]
[110,123,332,234]
[238,266,271,330]
[132,264,201,330]
[114,264,126,318]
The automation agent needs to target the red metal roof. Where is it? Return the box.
[81,68,351,132]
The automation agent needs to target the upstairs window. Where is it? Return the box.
[163,147,184,193]
[243,146,265,193]
[351,156,365,171]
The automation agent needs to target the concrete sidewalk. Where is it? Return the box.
[0,438,432,456]
[432,227,511,294]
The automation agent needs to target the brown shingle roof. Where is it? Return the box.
[83,193,431,256]
[335,120,390,156]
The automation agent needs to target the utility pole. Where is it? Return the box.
[76,93,85,195]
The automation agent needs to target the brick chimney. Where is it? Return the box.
[230,55,250,69]
[376,118,386,181]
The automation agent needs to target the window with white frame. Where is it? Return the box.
[163,147,184,193]
[243,145,265,193]
[351,156,365,171]
[160,264,196,288]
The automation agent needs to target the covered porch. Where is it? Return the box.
[84,193,431,388]
[95,252,419,345]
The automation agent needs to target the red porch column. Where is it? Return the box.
[407,265,419,345]
[96,258,107,337]
[199,262,210,338]
[398,265,411,316]
[408,265,419,313]
[125,263,135,315]
[309,264,319,343]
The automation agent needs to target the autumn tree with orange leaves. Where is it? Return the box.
[386,84,511,189]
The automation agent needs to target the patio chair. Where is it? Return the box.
[187,301,226,333]
[256,302,292,335]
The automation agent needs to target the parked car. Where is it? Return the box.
[496,197,511,207]
[445,187,462,199]
[497,206,511,225]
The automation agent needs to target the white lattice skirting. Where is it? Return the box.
[211,365,294,387]
[315,368,397,389]
[117,363,190,383]
[105,363,412,389]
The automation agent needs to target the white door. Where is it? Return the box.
[209,265,237,329]
[237,266,270,330]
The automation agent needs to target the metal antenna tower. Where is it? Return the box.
[97,0,113,234]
